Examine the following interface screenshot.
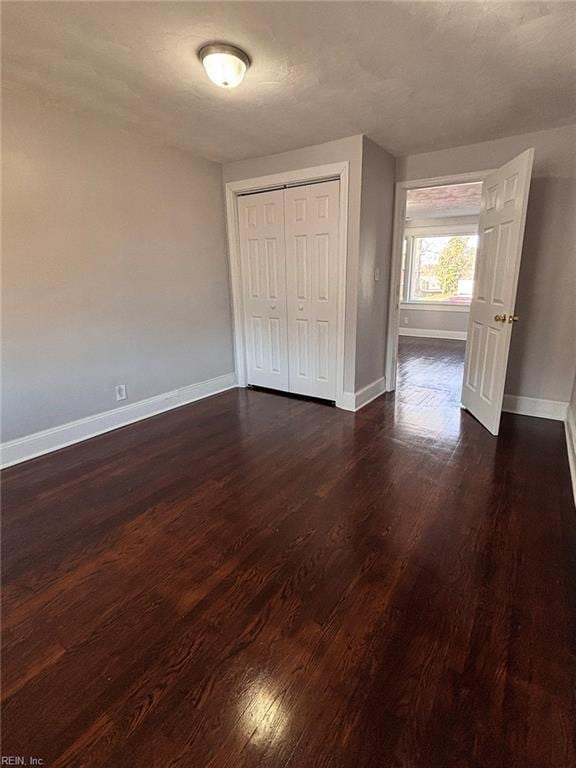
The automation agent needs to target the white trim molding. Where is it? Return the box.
[355,377,387,410]
[502,395,568,421]
[405,215,480,229]
[399,328,467,341]
[224,161,349,410]
[400,302,470,313]
[339,377,387,412]
[565,403,576,507]
[339,391,356,411]
[0,373,237,469]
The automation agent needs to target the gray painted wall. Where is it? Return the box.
[397,124,576,403]
[356,137,395,390]
[399,309,469,335]
[2,91,235,441]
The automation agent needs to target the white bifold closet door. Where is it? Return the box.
[237,179,340,401]
[284,180,339,399]
[238,189,289,391]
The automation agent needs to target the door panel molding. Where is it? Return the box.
[225,162,349,408]
[461,148,535,435]
[285,179,340,400]
[238,189,289,390]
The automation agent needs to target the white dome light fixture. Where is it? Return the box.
[199,43,251,89]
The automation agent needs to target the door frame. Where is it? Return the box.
[384,169,495,392]
[225,162,350,408]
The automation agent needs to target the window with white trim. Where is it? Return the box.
[400,227,478,306]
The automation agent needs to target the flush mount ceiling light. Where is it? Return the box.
[198,43,251,88]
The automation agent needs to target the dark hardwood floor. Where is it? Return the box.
[396,336,467,440]
[2,337,575,767]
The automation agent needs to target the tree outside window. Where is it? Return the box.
[407,234,478,304]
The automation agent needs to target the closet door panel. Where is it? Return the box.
[285,180,340,400]
[238,190,289,390]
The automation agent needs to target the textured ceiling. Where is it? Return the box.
[3,2,576,163]
[406,182,482,218]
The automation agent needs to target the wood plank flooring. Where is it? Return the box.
[2,338,575,767]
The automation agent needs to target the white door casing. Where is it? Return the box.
[225,162,349,407]
[461,148,535,435]
[238,189,289,390]
[284,180,340,400]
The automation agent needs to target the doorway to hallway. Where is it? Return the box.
[387,149,534,435]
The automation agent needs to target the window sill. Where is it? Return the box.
[400,302,471,313]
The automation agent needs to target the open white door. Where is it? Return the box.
[461,148,534,435]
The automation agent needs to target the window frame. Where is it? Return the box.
[400,223,479,311]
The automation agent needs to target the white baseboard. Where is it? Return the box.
[399,327,467,341]
[502,395,568,421]
[338,391,356,411]
[565,404,576,508]
[0,372,237,469]
[355,376,387,410]
[339,377,387,412]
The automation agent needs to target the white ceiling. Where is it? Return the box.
[406,182,482,219]
[3,2,576,163]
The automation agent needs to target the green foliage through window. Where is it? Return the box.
[437,237,476,295]
[403,233,478,304]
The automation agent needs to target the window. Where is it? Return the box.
[401,232,478,306]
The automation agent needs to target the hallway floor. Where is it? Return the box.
[395,335,466,438]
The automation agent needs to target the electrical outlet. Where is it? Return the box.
[403,317,409,326]
[374,268,380,282]
[115,384,128,402]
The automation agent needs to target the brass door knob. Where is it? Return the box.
[508,315,519,323]
[494,314,507,323]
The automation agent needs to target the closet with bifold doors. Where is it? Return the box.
[237,179,340,401]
